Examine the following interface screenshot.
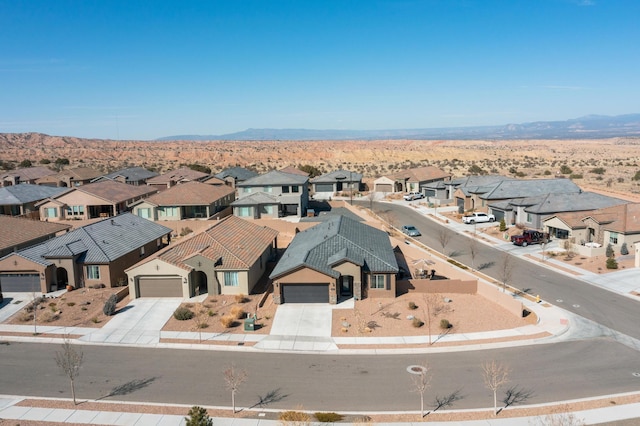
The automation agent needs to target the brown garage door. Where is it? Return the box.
[282,283,329,303]
[375,183,393,193]
[137,277,182,297]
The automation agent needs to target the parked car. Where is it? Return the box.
[401,225,421,237]
[403,192,424,201]
[462,212,495,224]
[511,229,550,247]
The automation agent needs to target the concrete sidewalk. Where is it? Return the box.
[1,394,640,425]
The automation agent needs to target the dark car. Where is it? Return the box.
[401,225,421,237]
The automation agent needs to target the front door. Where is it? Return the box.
[340,276,353,298]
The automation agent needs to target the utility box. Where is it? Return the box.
[244,317,255,331]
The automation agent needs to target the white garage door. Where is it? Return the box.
[136,277,182,297]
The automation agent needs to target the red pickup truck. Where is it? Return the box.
[511,230,550,247]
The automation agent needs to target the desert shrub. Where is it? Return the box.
[66,302,76,307]
[173,306,194,320]
[560,165,572,174]
[81,306,87,311]
[606,257,618,269]
[19,312,34,322]
[620,242,629,255]
[499,218,507,232]
[185,405,212,426]
[196,322,209,329]
[48,302,57,311]
[235,293,248,303]
[440,319,451,329]
[315,412,344,422]
[279,410,311,423]
[412,317,424,328]
[91,316,100,323]
[606,243,614,258]
[230,305,245,319]
[41,310,59,323]
[220,315,235,328]
[207,310,216,317]
[408,301,417,310]
[102,294,118,316]
[179,227,193,237]
[26,296,46,313]
[446,259,468,270]
[569,173,583,179]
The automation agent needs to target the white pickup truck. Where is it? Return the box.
[403,192,424,201]
[462,212,495,224]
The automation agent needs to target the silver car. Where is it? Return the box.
[401,225,421,237]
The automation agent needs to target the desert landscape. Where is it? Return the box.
[2,134,640,199]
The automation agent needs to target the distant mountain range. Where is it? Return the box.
[156,114,640,141]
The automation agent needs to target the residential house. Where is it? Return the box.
[373,166,451,193]
[214,167,258,188]
[269,215,399,304]
[131,181,235,221]
[543,203,640,258]
[310,169,363,198]
[92,166,159,186]
[126,215,278,298]
[279,166,309,177]
[1,167,56,187]
[0,184,69,217]
[0,213,171,292]
[37,180,157,221]
[232,170,309,218]
[450,175,514,213]
[145,167,211,191]
[0,216,71,258]
[35,167,103,187]
[200,175,227,186]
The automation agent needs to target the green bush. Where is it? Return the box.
[606,257,618,269]
[606,243,614,258]
[315,412,344,422]
[102,294,118,316]
[440,319,451,329]
[412,317,424,328]
[185,406,212,426]
[174,306,194,320]
[621,242,629,255]
[499,218,507,232]
[569,173,583,179]
[279,410,311,422]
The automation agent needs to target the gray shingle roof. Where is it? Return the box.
[231,192,279,206]
[214,167,259,181]
[6,213,171,266]
[0,184,70,205]
[521,192,628,214]
[310,169,363,183]
[98,167,158,182]
[300,207,363,222]
[238,170,308,187]
[479,179,581,200]
[270,215,398,280]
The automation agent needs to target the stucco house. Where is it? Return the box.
[310,169,362,198]
[0,216,71,258]
[145,167,211,191]
[269,215,399,304]
[232,170,309,218]
[92,166,159,186]
[126,215,278,299]
[214,167,259,188]
[0,213,171,293]
[37,180,158,221]
[0,184,69,217]
[1,167,56,187]
[373,166,451,193]
[131,181,235,221]
[35,167,103,187]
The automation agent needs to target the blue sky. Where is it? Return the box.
[1,0,638,140]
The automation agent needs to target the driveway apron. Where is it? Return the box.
[79,298,182,345]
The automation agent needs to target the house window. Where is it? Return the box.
[237,207,251,217]
[224,272,239,287]
[291,185,300,193]
[370,274,386,289]
[264,186,272,193]
[157,238,162,248]
[526,213,533,223]
[282,186,290,193]
[243,187,252,193]
[66,205,84,217]
[86,265,100,280]
[44,207,57,218]
[610,232,619,244]
[137,208,151,219]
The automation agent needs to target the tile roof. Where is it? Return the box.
[35,167,103,184]
[73,180,158,203]
[146,167,210,185]
[238,170,308,186]
[0,167,56,181]
[385,166,450,182]
[98,167,159,182]
[142,181,234,206]
[310,169,363,183]
[270,215,398,279]
[0,215,71,252]
[4,213,171,266]
[214,167,258,181]
[583,203,640,233]
[132,215,278,272]
[0,184,70,205]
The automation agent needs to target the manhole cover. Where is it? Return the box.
[407,365,428,375]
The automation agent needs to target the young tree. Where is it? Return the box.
[185,406,213,426]
[468,235,478,271]
[422,294,450,345]
[55,337,84,405]
[497,252,514,293]
[409,362,431,418]
[224,364,247,414]
[193,302,209,343]
[482,360,510,416]
[437,228,452,255]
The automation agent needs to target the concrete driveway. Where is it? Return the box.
[80,298,182,345]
